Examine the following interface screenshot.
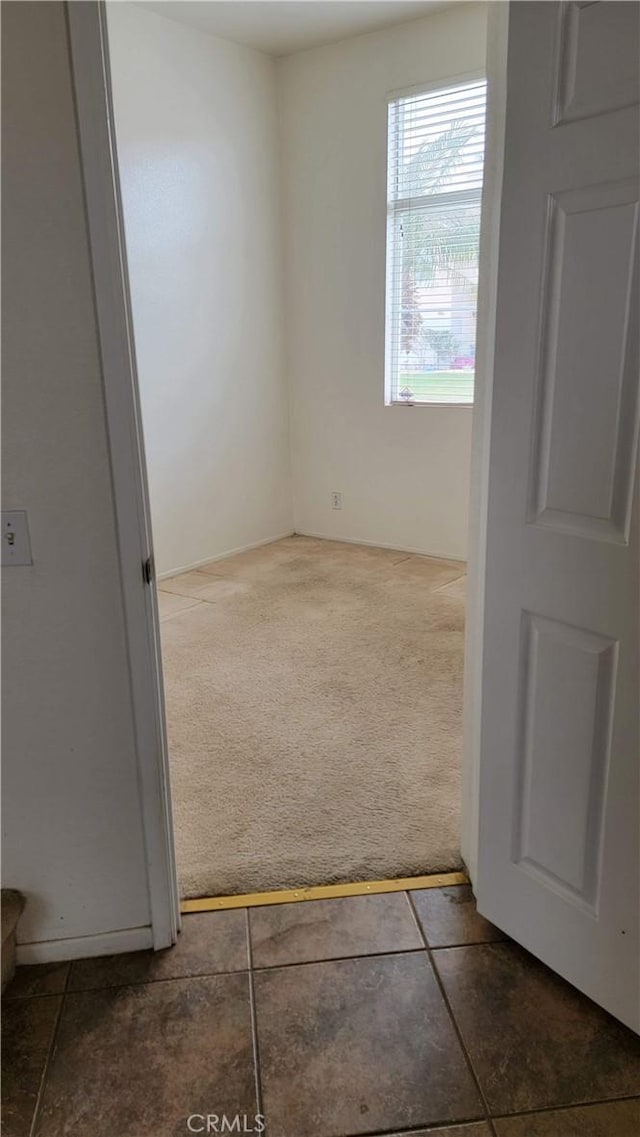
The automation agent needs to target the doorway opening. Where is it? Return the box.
[104,0,489,903]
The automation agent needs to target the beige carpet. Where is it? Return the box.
[158,536,466,899]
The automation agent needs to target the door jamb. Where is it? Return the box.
[460,2,509,883]
[66,0,180,949]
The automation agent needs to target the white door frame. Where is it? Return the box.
[65,0,509,945]
[460,1,509,881]
[67,0,180,950]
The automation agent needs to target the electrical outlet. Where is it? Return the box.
[331,492,343,510]
[2,511,33,566]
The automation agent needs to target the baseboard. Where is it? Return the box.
[16,925,154,965]
[157,531,296,581]
[159,531,465,579]
[293,530,467,565]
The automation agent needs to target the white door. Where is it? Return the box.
[476,1,639,1031]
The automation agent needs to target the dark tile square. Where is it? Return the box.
[412,886,505,947]
[68,909,248,990]
[435,943,640,1115]
[494,1099,640,1136]
[34,973,256,1137]
[254,951,483,1137]
[250,892,423,967]
[1,994,61,1137]
[5,961,69,998]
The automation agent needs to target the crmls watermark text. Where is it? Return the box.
[186,1115,266,1134]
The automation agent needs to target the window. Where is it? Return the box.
[385,77,487,405]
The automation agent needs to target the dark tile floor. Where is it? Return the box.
[2,886,639,1137]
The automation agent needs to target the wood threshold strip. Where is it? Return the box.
[181,871,468,913]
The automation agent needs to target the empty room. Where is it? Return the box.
[106,0,486,902]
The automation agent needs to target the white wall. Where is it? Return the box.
[107,3,293,577]
[2,1,151,953]
[279,3,488,559]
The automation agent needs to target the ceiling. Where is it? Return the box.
[138,1,450,58]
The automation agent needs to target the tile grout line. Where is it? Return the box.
[405,891,498,1137]
[245,909,266,1129]
[5,988,72,1002]
[430,938,508,954]
[60,963,252,996]
[28,963,73,1137]
[338,1117,492,1137]
[252,946,427,973]
[13,938,501,1004]
[34,947,426,1001]
[492,1092,640,1121]
[27,940,504,1001]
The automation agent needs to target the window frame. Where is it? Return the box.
[384,70,487,410]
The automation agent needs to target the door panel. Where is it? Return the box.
[514,613,616,910]
[477,1,639,1030]
[555,0,640,124]
[531,179,639,541]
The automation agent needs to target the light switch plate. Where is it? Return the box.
[2,511,33,566]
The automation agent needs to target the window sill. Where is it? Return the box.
[385,401,474,409]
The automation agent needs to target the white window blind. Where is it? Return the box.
[385,78,487,405]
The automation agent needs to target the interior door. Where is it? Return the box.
[476,1,639,1031]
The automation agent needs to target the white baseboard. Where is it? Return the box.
[293,529,467,565]
[16,925,154,965]
[157,530,296,581]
